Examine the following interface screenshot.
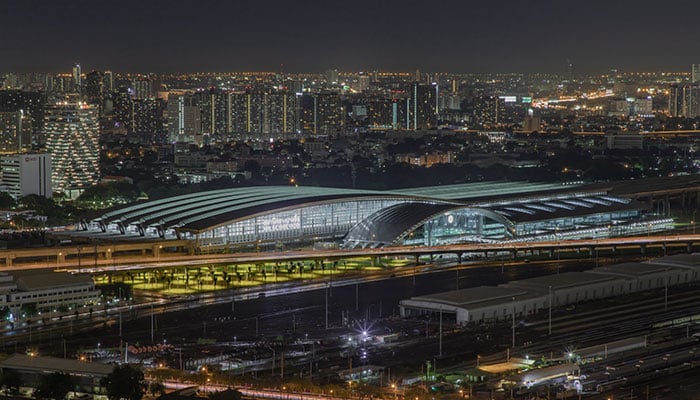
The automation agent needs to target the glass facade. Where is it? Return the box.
[189,199,404,246]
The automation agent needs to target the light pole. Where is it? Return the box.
[548,285,552,335]
[664,268,669,312]
[511,296,516,348]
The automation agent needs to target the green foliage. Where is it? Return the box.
[76,182,141,209]
[17,194,73,225]
[100,364,147,400]
[0,192,16,209]
[20,302,37,317]
[35,372,74,400]
[208,388,243,400]
[147,381,165,397]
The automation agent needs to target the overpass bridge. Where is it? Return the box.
[1,235,699,273]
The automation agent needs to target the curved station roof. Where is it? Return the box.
[90,181,652,248]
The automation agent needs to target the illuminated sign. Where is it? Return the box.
[499,96,517,103]
[522,97,532,103]
[258,213,301,233]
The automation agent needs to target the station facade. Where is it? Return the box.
[90,181,673,251]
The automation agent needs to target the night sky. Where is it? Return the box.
[2,0,699,74]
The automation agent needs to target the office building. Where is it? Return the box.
[72,64,81,92]
[0,153,51,199]
[43,103,100,196]
[693,64,700,83]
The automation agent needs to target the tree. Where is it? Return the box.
[35,372,74,400]
[147,381,165,397]
[0,192,15,209]
[100,364,147,400]
[0,368,22,394]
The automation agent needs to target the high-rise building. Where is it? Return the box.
[132,78,153,100]
[325,69,339,84]
[103,71,114,93]
[367,98,408,130]
[72,64,82,92]
[408,83,437,130]
[0,111,32,152]
[357,74,370,92]
[312,92,344,135]
[682,84,700,118]
[472,96,506,127]
[113,87,135,132]
[669,84,683,117]
[166,93,201,142]
[197,88,230,134]
[0,90,46,140]
[133,98,166,142]
[692,64,700,83]
[43,103,100,195]
[85,71,105,111]
[0,153,51,199]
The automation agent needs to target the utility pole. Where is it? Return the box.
[325,285,329,330]
[355,283,359,312]
[439,307,443,357]
[512,297,516,348]
[548,285,552,335]
[150,304,154,343]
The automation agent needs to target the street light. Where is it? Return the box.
[511,296,516,348]
[548,285,552,335]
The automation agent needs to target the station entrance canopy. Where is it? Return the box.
[88,182,665,250]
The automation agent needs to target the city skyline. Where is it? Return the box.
[3,0,700,74]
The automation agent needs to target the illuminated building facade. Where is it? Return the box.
[43,103,100,196]
[90,182,671,251]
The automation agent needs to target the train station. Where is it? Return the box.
[80,180,677,251]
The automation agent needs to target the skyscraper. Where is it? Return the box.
[408,83,437,130]
[72,64,82,92]
[43,103,100,196]
[692,64,700,83]
[312,92,344,135]
[85,71,105,111]
[166,92,201,142]
[132,77,153,100]
[0,111,32,152]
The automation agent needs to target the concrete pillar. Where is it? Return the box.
[57,253,66,263]
[640,244,646,255]
[105,250,112,260]
[152,245,161,258]
[688,242,693,253]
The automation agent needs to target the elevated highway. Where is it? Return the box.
[1,234,699,273]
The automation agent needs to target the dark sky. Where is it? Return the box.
[2,0,699,74]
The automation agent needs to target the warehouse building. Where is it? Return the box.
[400,254,700,325]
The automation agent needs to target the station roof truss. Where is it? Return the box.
[91,181,649,247]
